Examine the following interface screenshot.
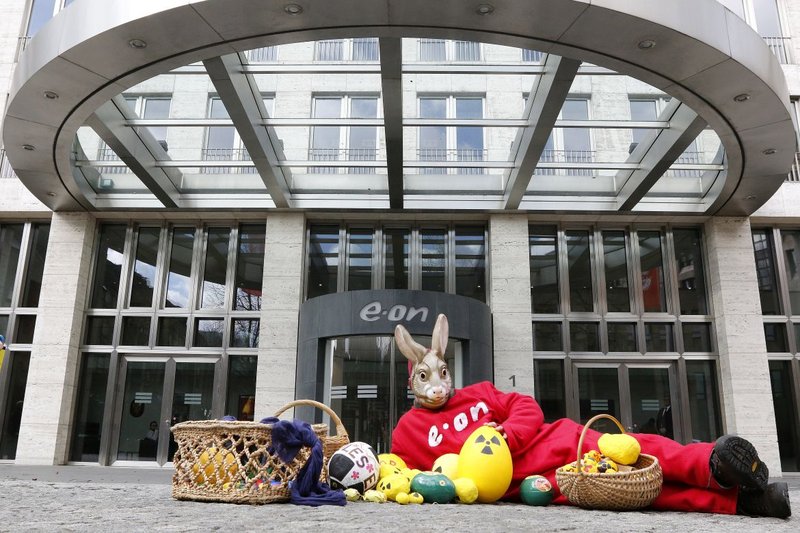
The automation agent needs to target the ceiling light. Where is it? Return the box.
[477,4,494,15]
[762,148,777,155]
[284,3,303,15]
[43,90,59,100]
[637,39,656,50]
[22,144,35,151]
[733,93,750,102]
[128,39,147,49]
[744,195,757,200]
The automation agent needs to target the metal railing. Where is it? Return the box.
[762,36,793,65]
[352,38,379,61]
[245,46,278,63]
[15,36,31,62]
[1,149,18,179]
[314,39,378,61]
[201,147,257,174]
[417,148,487,174]
[523,49,544,63]
[315,40,344,61]
[97,147,130,175]
[418,39,481,62]
[666,151,704,178]
[308,147,377,174]
[534,149,595,176]
[788,152,800,182]
[452,41,481,61]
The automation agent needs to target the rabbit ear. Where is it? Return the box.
[394,324,427,364]
[430,314,449,358]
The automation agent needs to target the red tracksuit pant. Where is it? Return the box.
[506,418,737,514]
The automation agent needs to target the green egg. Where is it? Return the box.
[519,475,554,506]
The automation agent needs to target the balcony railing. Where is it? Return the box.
[314,39,378,61]
[1,149,18,179]
[522,49,544,63]
[308,147,378,174]
[788,152,800,182]
[666,151,704,178]
[352,38,379,61]
[417,148,486,174]
[15,36,30,62]
[763,36,792,65]
[418,40,481,62]
[97,147,129,175]
[245,46,278,63]
[201,148,257,174]
[534,149,595,176]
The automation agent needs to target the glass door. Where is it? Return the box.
[574,362,678,439]
[113,356,219,465]
[326,335,461,454]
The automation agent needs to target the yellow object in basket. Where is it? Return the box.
[597,433,641,465]
[191,447,239,484]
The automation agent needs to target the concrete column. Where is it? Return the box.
[489,214,534,395]
[704,217,781,475]
[15,212,95,465]
[255,212,305,419]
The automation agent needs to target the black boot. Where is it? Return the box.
[737,482,791,519]
[710,435,769,490]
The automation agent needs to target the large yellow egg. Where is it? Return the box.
[378,453,407,470]
[191,447,239,485]
[432,453,460,479]
[456,426,513,503]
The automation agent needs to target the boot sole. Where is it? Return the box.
[715,435,769,490]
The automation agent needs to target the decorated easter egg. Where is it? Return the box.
[519,475,554,506]
[378,453,407,470]
[191,447,238,485]
[432,453,460,479]
[457,426,513,503]
[327,441,380,493]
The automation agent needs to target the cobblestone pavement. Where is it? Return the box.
[0,465,797,532]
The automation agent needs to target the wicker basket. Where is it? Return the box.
[555,414,663,511]
[171,419,313,504]
[273,399,350,471]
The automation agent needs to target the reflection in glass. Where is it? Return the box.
[567,231,593,312]
[90,225,127,309]
[687,361,722,443]
[578,366,620,433]
[769,360,800,471]
[752,229,780,315]
[21,224,50,307]
[227,356,257,421]
[682,322,712,352]
[165,228,195,308]
[170,363,216,459]
[85,316,115,345]
[674,229,708,315]
[384,228,409,289]
[230,319,259,348]
[780,230,800,316]
[639,231,667,313]
[157,317,187,347]
[69,353,109,462]
[607,322,637,352]
[117,361,164,461]
[530,226,559,314]
[0,224,23,308]
[455,227,486,302]
[603,231,629,312]
[534,360,566,422]
[234,225,265,311]
[194,319,224,347]
[628,367,671,437]
[348,229,373,291]
[307,225,340,298]
[421,229,446,292]
[201,228,230,308]
[570,322,599,352]
[419,97,446,174]
[129,228,160,307]
[532,322,562,351]
[0,352,30,459]
[764,323,788,352]
[644,323,674,352]
[14,315,36,344]
[121,316,151,346]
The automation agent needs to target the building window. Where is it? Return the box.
[309,95,379,174]
[98,96,172,175]
[418,40,481,62]
[629,97,702,177]
[245,46,278,63]
[202,96,274,174]
[306,223,487,301]
[418,96,485,174]
[536,97,593,176]
[314,38,379,61]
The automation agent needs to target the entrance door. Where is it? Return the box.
[112,356,219,465]
[574,362,678,439]
[325,335,461,454]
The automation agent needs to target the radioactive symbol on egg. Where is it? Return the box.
[474,433,502,455]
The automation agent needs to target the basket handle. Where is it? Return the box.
[273,399,348,437]
[576,413,626,477]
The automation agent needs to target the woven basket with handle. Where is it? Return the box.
[273,399,350,471]
[555,413,663,511]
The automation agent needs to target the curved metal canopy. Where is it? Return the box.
[2,0,795,215]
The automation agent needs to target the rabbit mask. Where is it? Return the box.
[394,313,453,410]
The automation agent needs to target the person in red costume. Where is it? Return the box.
[390,314,791,518]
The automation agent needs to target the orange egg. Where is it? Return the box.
[456,426,513,503]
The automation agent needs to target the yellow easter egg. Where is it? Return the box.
[191,447,238,485]
[456,426,513,503]
[378,453,407,470]
[379,463,402,480]
[432,453,460,480]
[452,477,479,504]
[597,433,641,465]
[377,472,411,501]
